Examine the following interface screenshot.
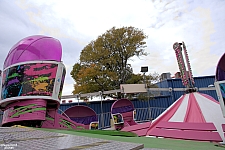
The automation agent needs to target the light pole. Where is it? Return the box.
[141,66,151,121]
[78,92,81,106]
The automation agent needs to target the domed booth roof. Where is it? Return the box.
[0,35,65,109]
[111,98,135,114]
[216,53,225,81]
[4,35,62,68]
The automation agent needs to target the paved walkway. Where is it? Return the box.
[0,127,165,150]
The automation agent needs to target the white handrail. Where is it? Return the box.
[58,108,70,119]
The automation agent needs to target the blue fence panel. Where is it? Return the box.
[97,112,111,129]
[157,75,215,89]
[59,100,116,115]
[194,76,215,88]
[0,111,2,126]
[199,90,218,101]
[136,108,149,121]
[150,107,166,120]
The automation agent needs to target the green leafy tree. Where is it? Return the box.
[71,26,148,94]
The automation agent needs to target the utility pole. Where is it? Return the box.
[99,91,104,129]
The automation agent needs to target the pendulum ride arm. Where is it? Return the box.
[173,42,195,89]
[182,42,195,87]
[173,42,190,88]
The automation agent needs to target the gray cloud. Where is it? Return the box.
[0,1,40,69]
[0,0,224,95]
[0,1,86,95]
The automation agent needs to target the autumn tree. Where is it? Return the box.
[71,26,148,94]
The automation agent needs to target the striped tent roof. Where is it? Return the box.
[146,92,225,141]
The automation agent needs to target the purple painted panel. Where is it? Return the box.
[216,53,225,81]
[63,105,97,118]
[2,99,46,125]
[111,99,134,113]
[4,35,62,68]
[63,106,98,126]
[112,105,133,114]
[70,115,98,125]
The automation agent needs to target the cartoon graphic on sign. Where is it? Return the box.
[1,63,58,99]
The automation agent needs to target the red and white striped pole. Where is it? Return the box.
[182,42,195,87]
[173,42,189,87]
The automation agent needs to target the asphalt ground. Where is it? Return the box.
[0,127,224,150]
[0,127,154,150]
[37,128,225,150]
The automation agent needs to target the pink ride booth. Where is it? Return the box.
[63,106,99,130]
[0,35,85,130]
[111,99,137,130]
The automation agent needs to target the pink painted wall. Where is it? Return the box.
[2,99,47,125]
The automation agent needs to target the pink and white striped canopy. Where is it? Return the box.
[146,92,225,141]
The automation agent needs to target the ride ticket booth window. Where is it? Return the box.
[112,113,124,124]
[90,122,99,130]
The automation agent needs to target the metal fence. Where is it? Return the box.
[96,107,166,129]
[0,111,2,126]
[97,112,111,129]
[0,107,166,128]
[135,107,166,122]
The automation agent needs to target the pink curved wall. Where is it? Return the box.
[2,99,47,125]
[64,105,97,118]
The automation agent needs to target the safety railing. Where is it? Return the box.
[134,107,166,122]
[96,107,167,129]
[0,111,3,126]
[97,112,111,129]
[0,107,167,129]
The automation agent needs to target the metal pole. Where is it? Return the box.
[99,91,104,129]
[144,73,146,88]
[147,88,151,121]
[144,72,151,121]
[78,93,81,106]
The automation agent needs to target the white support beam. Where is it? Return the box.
[61,87,216,99]
[199,87,216,91]
[173,88,187,91]
[148,88,171,91]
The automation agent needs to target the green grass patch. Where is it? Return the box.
[35,128,137,137]
[35,128,224,150]
[73,129,137,137]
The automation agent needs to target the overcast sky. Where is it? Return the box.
[0,0,224,96]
